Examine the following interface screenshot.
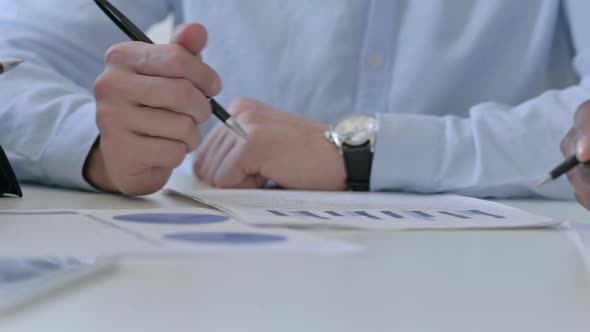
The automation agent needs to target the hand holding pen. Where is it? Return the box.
[84,18,234,195]
[538,100,590,208]
[94,0,247,139]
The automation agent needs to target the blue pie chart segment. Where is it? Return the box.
[164,232,287,245]
[113,213,229,225]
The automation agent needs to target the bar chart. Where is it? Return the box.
[265,209,507,222]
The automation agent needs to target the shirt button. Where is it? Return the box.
[368,54,384,70]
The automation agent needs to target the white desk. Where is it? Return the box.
[1,185,590,332]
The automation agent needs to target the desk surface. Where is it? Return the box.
[2,185,590,332]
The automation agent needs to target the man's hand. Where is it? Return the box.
[194,98,347,190]
[561,100,590,209]
[84,23,221,196]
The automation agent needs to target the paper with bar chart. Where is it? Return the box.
[166,171,562,231]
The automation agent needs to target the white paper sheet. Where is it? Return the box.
[166,170,562,230]
[0,209,359,256]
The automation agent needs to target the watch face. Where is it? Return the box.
[334,114,378,146]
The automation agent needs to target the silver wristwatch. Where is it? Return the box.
[325,114,378,191]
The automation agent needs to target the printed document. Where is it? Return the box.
[166,170,561,230]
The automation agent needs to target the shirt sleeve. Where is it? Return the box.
[371,0,590,199]
[0,0,171,190]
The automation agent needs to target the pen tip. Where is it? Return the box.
[536,175,552,188]
[236,127,249,140]
[4,60,23,72]
[226,118,249,139]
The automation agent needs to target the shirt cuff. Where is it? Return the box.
[41,101,99,191]
[370,113,445,192]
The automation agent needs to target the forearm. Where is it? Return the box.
[0,0,170,189]
[0,63,100,189]
[371,84,590,199]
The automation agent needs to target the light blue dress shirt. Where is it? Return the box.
[0,0,589,199]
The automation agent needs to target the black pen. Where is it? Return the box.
[537,155,580,187]
[94,0,248,139]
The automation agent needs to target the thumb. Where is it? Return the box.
[170,23,208,56]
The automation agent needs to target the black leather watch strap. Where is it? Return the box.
[342,141,373,191]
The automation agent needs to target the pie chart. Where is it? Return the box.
[164,232,287,244]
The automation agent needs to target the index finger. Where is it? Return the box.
[105,42,221,97]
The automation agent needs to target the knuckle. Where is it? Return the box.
[179,116,196,140]
[104,43,130,65]
[167,45,190,74]
[94,70,128,101]
[95,104,117,131]
[183,115,196,133]
[94,73,114,99]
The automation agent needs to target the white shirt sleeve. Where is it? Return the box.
[0,0,171,189]
[371,0,590,199]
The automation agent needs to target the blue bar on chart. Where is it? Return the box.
[464,209,506,219]
[353,211,382,220]
[325,211,344,217]
[437,211,470,220]
[295,211,330,220]
[267,210,289,217]
[381,211,405,219]
[407,210,435,220]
